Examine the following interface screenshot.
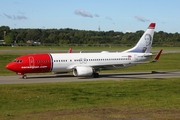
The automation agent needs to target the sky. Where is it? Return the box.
[0,0,180,33]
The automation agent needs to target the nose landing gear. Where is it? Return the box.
[17,72,27,79]
[22,75,27,79]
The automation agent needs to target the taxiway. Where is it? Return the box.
[0,71,180,84]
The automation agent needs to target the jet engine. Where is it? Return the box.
[73,66,93,77]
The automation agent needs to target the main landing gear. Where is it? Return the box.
[92,72,99,78]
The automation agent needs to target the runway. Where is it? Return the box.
[0,71,180,84]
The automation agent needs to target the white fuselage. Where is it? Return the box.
[51,52,152,72]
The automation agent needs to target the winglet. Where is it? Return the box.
[151,49,163,62]
[68,47,72,53]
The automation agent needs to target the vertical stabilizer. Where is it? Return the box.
[123,23,156,53]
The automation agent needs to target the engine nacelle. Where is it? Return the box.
[73,66,93,77]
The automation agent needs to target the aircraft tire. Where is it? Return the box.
[22,75,27,79]
[93,73,99,78]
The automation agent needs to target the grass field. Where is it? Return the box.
[0,45,180,51]
[0,79,180,120]
[0,45,128,51]
[0,46,180,119]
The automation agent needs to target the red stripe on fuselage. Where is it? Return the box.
[6,53,52,73]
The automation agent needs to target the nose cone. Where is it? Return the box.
[6,62,15,72]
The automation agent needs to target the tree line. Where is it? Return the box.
[0,26,180,47]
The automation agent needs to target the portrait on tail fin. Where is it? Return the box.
[142,33,152,53]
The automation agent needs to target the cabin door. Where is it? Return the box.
[28,56,35,68]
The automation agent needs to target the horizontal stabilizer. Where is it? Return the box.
[151,49,163,62]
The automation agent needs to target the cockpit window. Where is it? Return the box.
[13,60,17,62]
[13,59,23,63]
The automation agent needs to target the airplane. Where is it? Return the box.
[6,23,162,79]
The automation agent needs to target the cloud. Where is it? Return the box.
[161,21,168,24]
[74,9,93,18]
[105,16,112,20]
[134,16,150,22]
[3,13,27,20]
[94,14,99,17]
[16,15,27,20]
[42,26,46,29]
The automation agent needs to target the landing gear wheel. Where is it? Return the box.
[22,75,27,79]
[93,73,99,78]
